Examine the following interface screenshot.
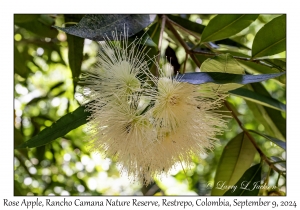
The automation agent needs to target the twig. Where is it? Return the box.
[165,18,202,67]
[156,15,167,77]
[166,17,201,40]
[224,101,284,174]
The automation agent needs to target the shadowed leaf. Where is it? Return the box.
[15,105,91,149]
[223,163,262,196]
[179,72,284,86]
[249,130,286,150]
[251,83,286,139]
[64,15,85,93]
[212,132,256,195]
[55,14,156,41]
[229,88,286,111]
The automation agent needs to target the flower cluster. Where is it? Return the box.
[82,29,227,185]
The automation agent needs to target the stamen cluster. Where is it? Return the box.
[82,29,227,185]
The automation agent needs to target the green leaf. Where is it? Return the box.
[265,59,286,71]
[145,22,160,74]
[15,17,58,38]
[14,14,40,23]
[252,15,286,58]
[200,54,245,91]
[167,15,205,34]
[179,72,285,85]
[128,30,157,48]
[229,88,286,111]
[251,83,286,139]
[49,81,65,92]
[201,14,259,43]
[15,105,91,149]
[237,60,285,85]
[248,130,286,150]
[64,15,85,93]
[211,132,256,195]
[55,14,156,41]
[223,163,262,196]
[14,45,30,78]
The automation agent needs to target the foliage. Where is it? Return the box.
[14,14,286,196]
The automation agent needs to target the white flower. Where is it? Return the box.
[82,28,228,185]
[134,72,228,184]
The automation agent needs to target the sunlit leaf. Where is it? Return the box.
[200,53,245,91]
[201,14,259,42]
[252,15,286,58]
[223,163,262,196]
[55,14,156,41]
[15,105,91,149]
[249,130,286,150]
[212,132,256,195]
[229,88,286,111]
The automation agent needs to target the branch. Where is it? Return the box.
[165,17,202,68]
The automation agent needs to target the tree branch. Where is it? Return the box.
[165,17,202,68]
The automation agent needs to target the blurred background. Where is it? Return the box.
[14,14,286,195]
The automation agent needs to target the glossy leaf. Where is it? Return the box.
[55,14,156,41]
[201,14,259,43]
[249,130,286,150]
[252,15,286,58]
[179,72,285,85]
[229,88,286,111]
[223,163,262,196]
[15,105,91,149]
[65,15,85,92]
[212,132,256,195]
[200,54,245,91]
